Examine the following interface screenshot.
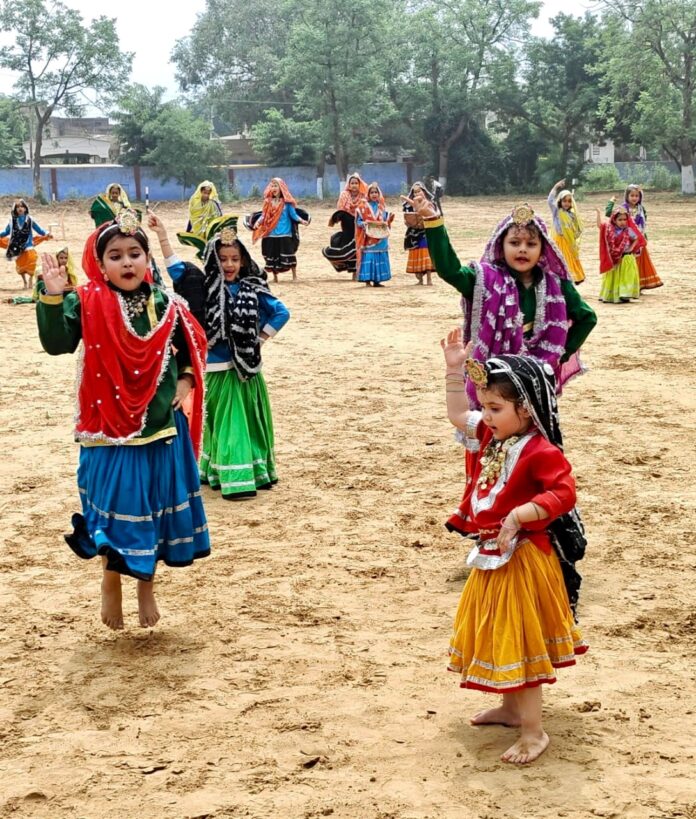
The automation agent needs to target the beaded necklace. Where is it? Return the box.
[477,436,520,488]
[121,289,149,320]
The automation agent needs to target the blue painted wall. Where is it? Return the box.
[0,162,426,201]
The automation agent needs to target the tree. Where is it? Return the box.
[249,110,321,166]
[389,0,541,189]
[0,0,132,198]
[143,105,226,196]
[112,85,168,166]
[281,0,398,179]
[495,14,605,184]
[0,96,27,167]
[598,0,696,194]
[171,0,293,135]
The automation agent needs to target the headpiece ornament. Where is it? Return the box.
[511,203,535,225]
[465,357,488,388]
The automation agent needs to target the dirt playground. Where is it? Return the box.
[0,193,695,819]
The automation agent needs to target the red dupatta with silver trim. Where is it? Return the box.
[74,227,207,457]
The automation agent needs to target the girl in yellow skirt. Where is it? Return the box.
[547,179,585,284]
[441,327,588,764]
[596,206,646,303]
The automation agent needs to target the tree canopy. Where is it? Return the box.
[0,0,132,198]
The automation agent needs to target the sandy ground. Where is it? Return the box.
[1,192,695,819]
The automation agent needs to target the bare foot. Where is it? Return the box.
[501,731,549,764]
[470,705,521,727]
[101,571,124,630]
[137,580,160,628]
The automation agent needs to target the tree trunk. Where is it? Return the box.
[438,148,449,191]
[316,156,325,200]
[681,158,696,196]
[438,115,468,192]
[32,112,46,199]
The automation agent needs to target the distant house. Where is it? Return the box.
[23,115,116,164]
[584,140,615,164]
[217,134,261,165]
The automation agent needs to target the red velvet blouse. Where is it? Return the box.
[447,415,576,554]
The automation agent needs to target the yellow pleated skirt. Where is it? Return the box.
[551,231,585,284]
[448,540,587,692]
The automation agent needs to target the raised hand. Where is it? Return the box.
[147,210,167,236]
[401,191,439,220]
[440,327,472,370]
[41,252,68,295]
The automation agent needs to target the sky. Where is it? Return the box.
[0,0,597,108]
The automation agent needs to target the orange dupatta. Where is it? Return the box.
[252,178,297,243]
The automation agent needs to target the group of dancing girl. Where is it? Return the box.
[15,166,668,766]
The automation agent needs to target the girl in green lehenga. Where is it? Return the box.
[149,212,290,500]
[90,183,131,228]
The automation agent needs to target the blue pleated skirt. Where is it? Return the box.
[66,412,210,581]
[357,248,392,283]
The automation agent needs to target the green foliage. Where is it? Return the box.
[0,96,26,166]
[650,165,680,191]
[581,165,623,191]
[597,0,696,193]
[112,85,168,166]
[249,110,321,166]
[142,106,226,193]
[0,0,132,195]
[279,0,398,177]
[171,0,293,135]
[447,121,508,195]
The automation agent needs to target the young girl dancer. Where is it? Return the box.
[407,194,596,405]
[356,182,394,287]
[36,210,210,630]
[150,213,290,500]
[322,173,368,278]
[0,200,51,289]
[403,181,440,285]
[441,327,587,764]
[33,246,78,299]
[90,183,132,228]
[251,178,309,282]
[606,185,663,290]
[547,179,585,284]
[182,180,223,240]
[596,206,646,303]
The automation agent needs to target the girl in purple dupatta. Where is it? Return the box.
[402,195,597,407]
[462,204,582,405]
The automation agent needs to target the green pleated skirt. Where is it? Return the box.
[200,369,277,499]
[599,254,640,303]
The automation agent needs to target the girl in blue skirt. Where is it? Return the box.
[36,210,210,631]
[356,182,394,287]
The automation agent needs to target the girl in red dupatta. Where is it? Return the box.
[595,206,646,304]
[251,177,309,281]
[355,182,394,287]
[36,211,210,631]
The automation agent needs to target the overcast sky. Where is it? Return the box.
[0,0,598,107]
